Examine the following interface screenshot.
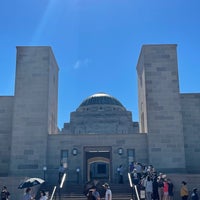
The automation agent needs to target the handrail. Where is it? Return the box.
[128,173,140,200]
[49,186,56,200]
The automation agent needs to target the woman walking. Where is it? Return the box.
[180,181,189,200]
[145,176,153,200]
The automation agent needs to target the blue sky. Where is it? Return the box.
[0,0,200,129]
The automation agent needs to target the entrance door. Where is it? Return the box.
[84,146,112,181]
[88,157,109,180]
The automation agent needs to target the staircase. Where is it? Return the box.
[46,182,133,200]
[51,183,132,200]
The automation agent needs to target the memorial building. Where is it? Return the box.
[0,44,199,184]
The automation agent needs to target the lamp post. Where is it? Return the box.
[76,167,80,184]
[43,166,47,181]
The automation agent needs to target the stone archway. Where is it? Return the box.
[87,157,110,181]
[84,146,112,182]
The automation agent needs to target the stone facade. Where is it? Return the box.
[0,96,13,176]
[181,93,200,172]
[9,47,59,176]
[0,45,199,185]
[47,133,147,183]
[137,45,186,171]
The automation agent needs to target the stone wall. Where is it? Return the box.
[0,96,13,175]
[66,106,136,134]
[137,44,186,171]
[181,93,200,172]
[9,46,59,176]
[47,133,148,184]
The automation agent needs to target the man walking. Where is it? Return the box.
[102,183,112,200]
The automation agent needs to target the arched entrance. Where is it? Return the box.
[88,157,110,180]
[84,146,112,182]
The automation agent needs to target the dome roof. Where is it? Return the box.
[79,92,125,108]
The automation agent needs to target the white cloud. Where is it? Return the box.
[73,58,91,69]
[73,60,81,69]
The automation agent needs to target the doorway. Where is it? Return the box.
[84,146,112,181]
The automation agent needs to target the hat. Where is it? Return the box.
[193,188,197,192]
[102,183,109,187]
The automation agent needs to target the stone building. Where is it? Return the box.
[0,44,199,185]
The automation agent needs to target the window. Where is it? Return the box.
[60,150,68,167]
[127,149,135,166]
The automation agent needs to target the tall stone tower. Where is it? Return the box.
[137,44,186,171]
[10,46,59,175]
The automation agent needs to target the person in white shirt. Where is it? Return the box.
[102,183,112,200]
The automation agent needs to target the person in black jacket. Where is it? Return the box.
[152,177,159,200]
[1,186,10,200]
[87,190,96,200]
[191,188,199,200]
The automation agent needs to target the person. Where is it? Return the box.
[163,179,169,200]
[168,179,174,200]
[180,181,189,200]
[1,186,10,200]
[135,162,142,179]
[23,188,34,200]
[132,169,140,186]
[129,162,134,173]
[92,186,100,200]
[58,164,65,184]
[145,176,153,200]
[102,183,112,200]
[87,190,96,200]
[152,177,159,200]
[39,190,48,200]
[119,164,124,184]
[157,176,164,200]
[191,188,199,200]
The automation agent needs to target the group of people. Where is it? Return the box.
[1,166,199,200]
[129,161,199,200]
[140,174,174,200]
[86,182,112,200]
[22,188,48,200]
[0,186,48,200]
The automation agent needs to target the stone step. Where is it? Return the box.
[56,193,132,200]
[45,182,133,200]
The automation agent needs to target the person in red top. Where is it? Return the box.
[163,179,169,200]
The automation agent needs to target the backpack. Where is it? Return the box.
[1,191,7,200]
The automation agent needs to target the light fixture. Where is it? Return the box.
[43,166,47,171]
[76,167,80,173]
[72,148,78,156]
[118,148,123,155]
[76,167,80,184]
[63,162,67,169]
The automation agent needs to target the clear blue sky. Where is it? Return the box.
[0,0,200,129]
